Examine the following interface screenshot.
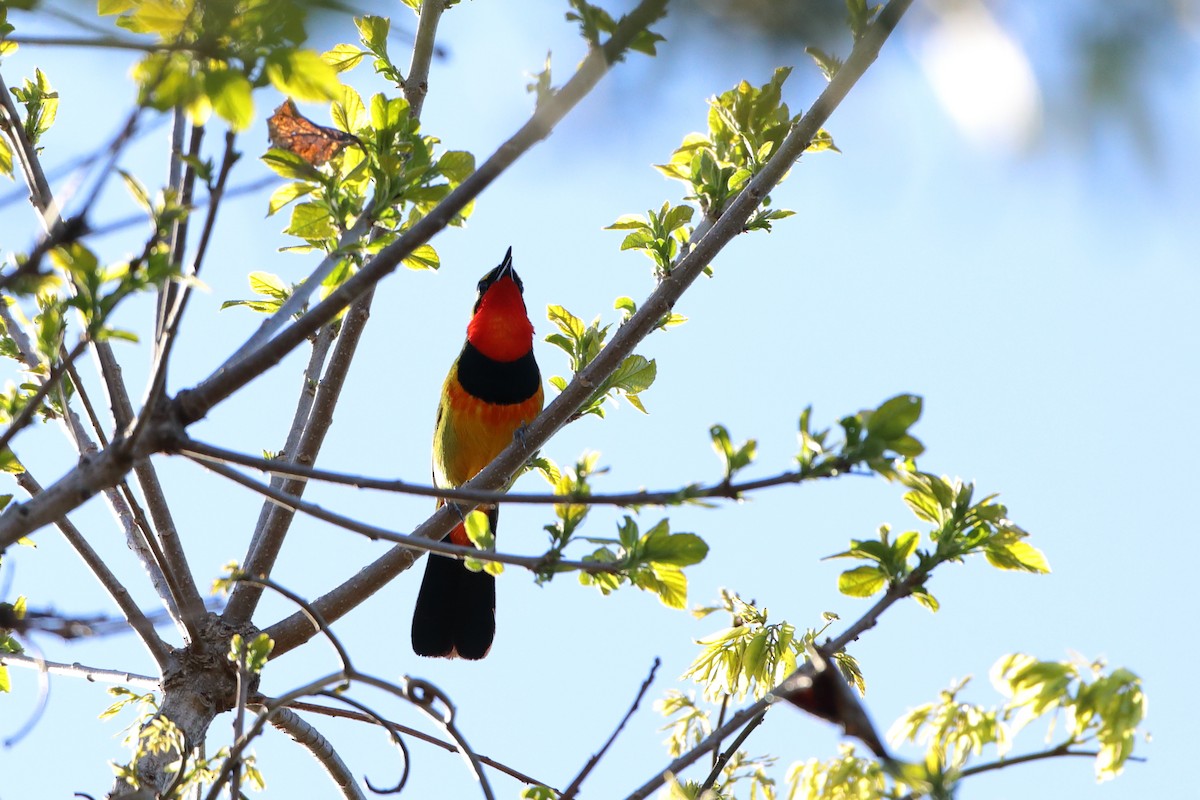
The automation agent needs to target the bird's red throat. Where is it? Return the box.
[467,276,533,362]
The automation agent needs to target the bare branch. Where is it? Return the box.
[283,700,558,790]
[699,709,768,795]
[188,453,621,574]
[561,658,661,800]
[223,289,375,623]
[265,707,367,800]
[178,436,862,507]
[15,472,171,669]
[0,653,159,688]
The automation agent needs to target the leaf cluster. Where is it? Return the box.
[797,394,924,480]
[829,470,1050,610]
[566,0,665,58]
[102,0,340,130]
[653,67,834,229]
[578,515,708,609]
[544,304,657,417]
[990,653,1146,780]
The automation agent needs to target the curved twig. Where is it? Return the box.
[228,573,353,674]
[282,699,557,790]
[1,635,50,747]
[312,690,410,796]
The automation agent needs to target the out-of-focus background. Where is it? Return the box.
[1,1,1195,797]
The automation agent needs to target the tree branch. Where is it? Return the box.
[282,700,558,790]
[14,472,171,669]
[265,707,367,800]
[222,289,375,623]
[188,453,623,574]
[178,436,861,507]
[263,0,909,658]
[561,658,661,800]
[173,0,670,425]
[699,708,769,795]
[0,653,158,688]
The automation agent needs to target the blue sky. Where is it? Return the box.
[1,2,1195,798]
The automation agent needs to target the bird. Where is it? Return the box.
[411,247,544,659]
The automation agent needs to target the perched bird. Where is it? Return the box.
[411,247,544,659]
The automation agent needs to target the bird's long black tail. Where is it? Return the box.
[411,509,497,660]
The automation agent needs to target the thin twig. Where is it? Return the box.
[561,658,661,800]
[0,653,159,688]
[15,472,171,669]
[0,336,91,456]
[188,453,620,574]
[699,708,768,794]
[893,745,1140,800]
[178,436,860,507]
[283,700,558,790]
[223,288,375,623]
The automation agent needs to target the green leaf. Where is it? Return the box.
[0,137,12,179]
[266,48,341,101]
[605,354,656,396]
[437,150,475,184]
[402,244,440,271]
[248,272,290,301]
[642,529,708,567]
[604,214,648,231]
[866,394,922,440]
[205,68,254,131]
[837,565,887,597]
[645,562,688,608]
[262,148,323,182]
[985,540,1051,573]
[98,0,137,14]
[117,0,187,35]
[285,201,337,242]
[267,182,314,216]
[356,15,391,55]
[805,46,843,81]
[322,43,365,73]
